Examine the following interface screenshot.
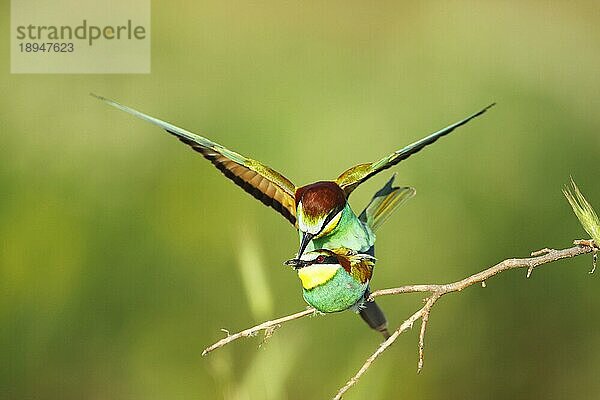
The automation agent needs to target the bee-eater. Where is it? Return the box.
[285,247,385,335]
[93,94,493,257]
[285,176,414,338]
[94,94,494,336]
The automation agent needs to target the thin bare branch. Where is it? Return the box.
[417,299,435,373]
[332,295,436,400]
[369,284,439,298]
[201,308,315,356]
[332,242,594,399]
[200,242,595,399]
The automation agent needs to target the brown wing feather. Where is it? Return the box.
[185,141,297,224]
[92,95,298,225]
[333,249,376,284]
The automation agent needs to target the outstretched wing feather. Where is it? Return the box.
[93,94,298,225]
[336,104,495,196]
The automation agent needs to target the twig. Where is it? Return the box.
[417,297,434,374]
[333,242,594,399]
[332,297,435,400]
[202,308,315,356]
[201,242,595,398]
[574,239,598,273]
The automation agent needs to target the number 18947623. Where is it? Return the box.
[19,42,74,52]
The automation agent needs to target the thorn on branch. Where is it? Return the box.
[531,248,556,256]
[527,248,557,277]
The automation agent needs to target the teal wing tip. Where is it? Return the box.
[88,93,204,145]
[459,102,496,125]
[474,102,496,117]
[90,92,110,102]
[89,94,146,120]
[481,102,496,113]
[90,93,120,109]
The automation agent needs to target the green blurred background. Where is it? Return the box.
[2,1,600,399]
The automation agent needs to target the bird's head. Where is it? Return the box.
[284,248,341,270]
[284,249,344,290]
[284,248,376,290]
[295,181,347,257]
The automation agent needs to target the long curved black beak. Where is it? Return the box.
[297,232,314,259]
[284,258,307,270]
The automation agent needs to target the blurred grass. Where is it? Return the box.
[1,1,600,399]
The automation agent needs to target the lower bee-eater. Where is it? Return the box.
[285,247,386,336]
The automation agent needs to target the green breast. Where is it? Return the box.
[302,268,368,313]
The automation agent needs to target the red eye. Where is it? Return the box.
[316,255,326,263]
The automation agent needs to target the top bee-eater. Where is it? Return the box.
[94,94,494,336]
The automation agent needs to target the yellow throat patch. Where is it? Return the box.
[297,264,340,290]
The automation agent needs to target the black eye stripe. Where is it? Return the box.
[325,255,338,264]
[310,254,338,265]
[320,205,343,232]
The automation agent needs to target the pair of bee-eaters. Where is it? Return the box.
[95,94,493,338]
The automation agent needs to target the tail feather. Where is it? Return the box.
[359,174,415,232]
[359,299,390,339]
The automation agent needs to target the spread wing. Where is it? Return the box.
[335,103,495,196]
[93,94,298,225]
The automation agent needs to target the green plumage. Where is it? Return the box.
[306,204,375,253]
[302,268,368,313]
